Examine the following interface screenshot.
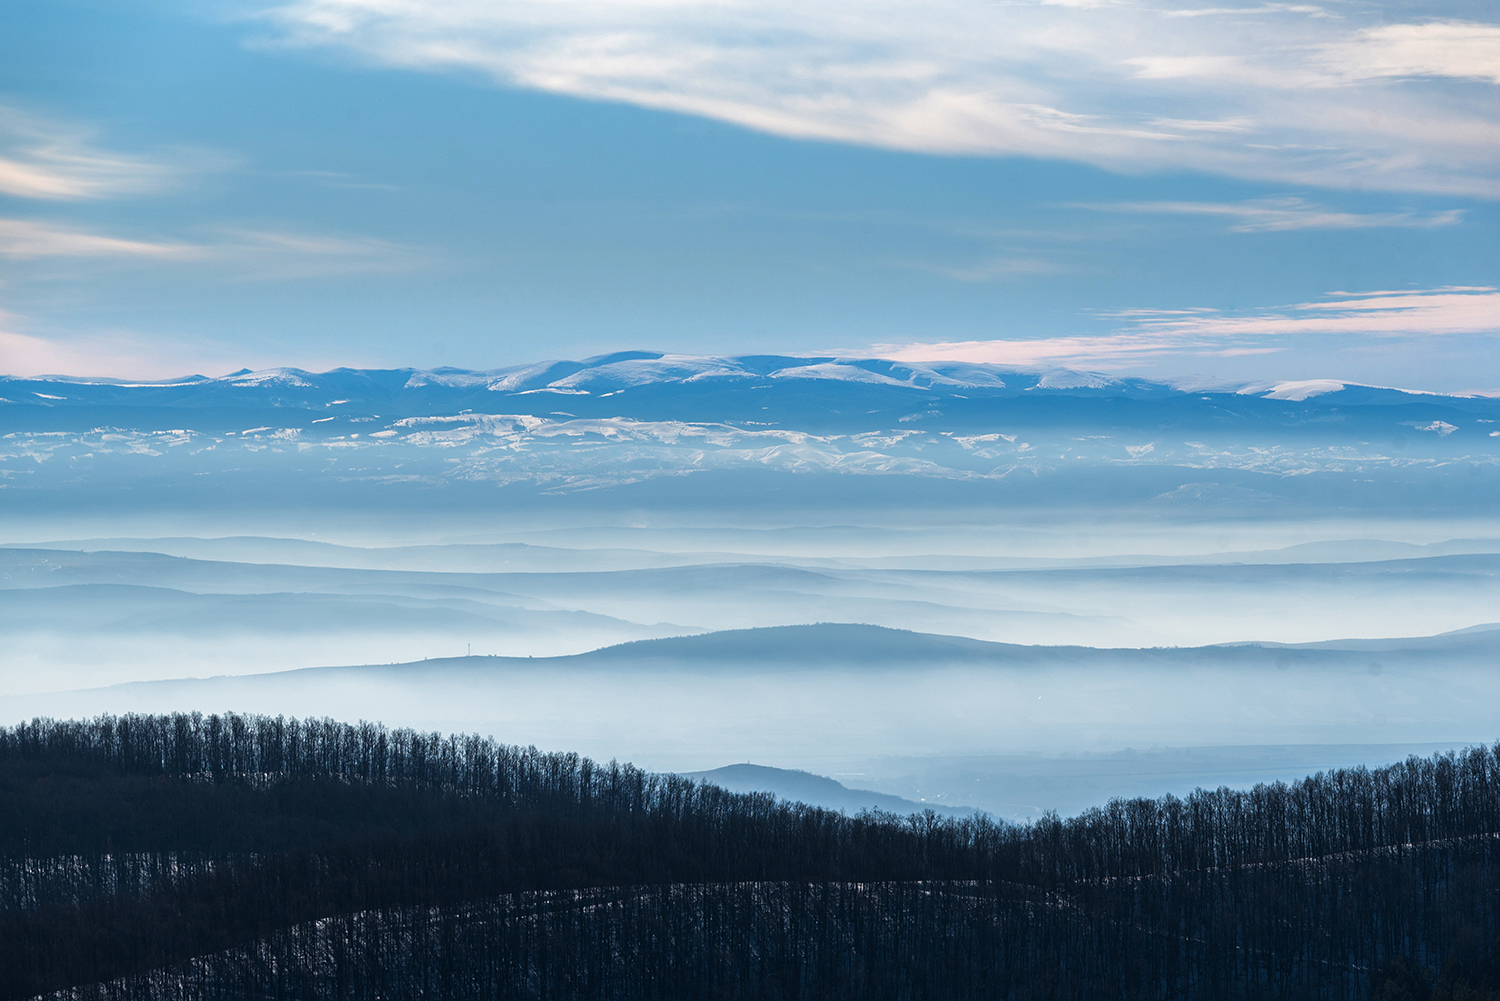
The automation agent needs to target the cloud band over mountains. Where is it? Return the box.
[882,287,1500,371]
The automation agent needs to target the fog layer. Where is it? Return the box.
[3,357,1497,814]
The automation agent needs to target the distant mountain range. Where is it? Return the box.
[5,352,1497,435]
[5,352,1498,517]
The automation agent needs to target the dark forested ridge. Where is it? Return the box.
[4,714,1500,1000]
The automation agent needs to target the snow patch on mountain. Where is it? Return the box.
[550,354,753,390]
[224,368,319,388]
[1032,370,1118,390]
[768,363,917,387]
[402,370,494,390]
[1258,380,1345,402]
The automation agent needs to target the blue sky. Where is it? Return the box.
[0,0,1496,389]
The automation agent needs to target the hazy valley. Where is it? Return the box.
[5,356,1499,821]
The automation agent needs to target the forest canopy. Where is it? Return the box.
[4,712,1499,1000]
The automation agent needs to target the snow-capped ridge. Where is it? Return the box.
[6,355,1490,422]
[218,368,320,388]
[768,363,921,388]
[1252,380,1346,402]
[548,354,755,390]
[402,370,494,390]
[1029,370,1120,391]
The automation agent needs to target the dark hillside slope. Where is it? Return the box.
[4,713,1500,999]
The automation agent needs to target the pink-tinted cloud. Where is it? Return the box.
[1134,287,1500,337]
[875,287,1500,371]
[0,322,350,381]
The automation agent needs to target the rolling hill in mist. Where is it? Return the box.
[4,354,1499,820]
[6,621,1497,817]
[4,539,1500,701]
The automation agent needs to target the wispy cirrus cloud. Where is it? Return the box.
[0,219,202,259]
[249,0,1500,195]
[1163,4,1333,19]
[877,331,1207,368]
[1130,286,1500,338]
[0,217,423,275]
[0,105,198,201]
[0,216,426,377]
[876,288,1500,371]
[211,228,425,278]
[1071,197,1465,232]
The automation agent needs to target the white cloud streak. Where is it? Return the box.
[213,228,425,278]
[878,288,1500,369]
[252,1,1500,195]
[1072,197,1465,232]
[0,217,423,274]
[0,105,185,201]
[1135,287,1500,337]
[0,219,201,259]
[878,332,1203,368]
[1164,5,1333,19]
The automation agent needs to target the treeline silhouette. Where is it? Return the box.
[3,713,1500,999]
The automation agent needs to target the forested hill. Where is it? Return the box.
[5,713,1500,999]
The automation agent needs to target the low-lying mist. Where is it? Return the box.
[3,526,1499,692]
[4,359,1499,816]
[5,621,1498,817]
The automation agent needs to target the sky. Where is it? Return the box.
[0,0,1496,390]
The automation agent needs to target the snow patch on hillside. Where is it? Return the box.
[1258,380,1345,402]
